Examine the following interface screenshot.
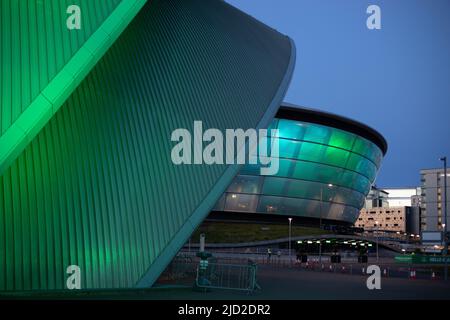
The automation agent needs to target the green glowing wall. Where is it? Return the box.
[0,0,146,175]
[0,0,295,291]
[215,117,384,223]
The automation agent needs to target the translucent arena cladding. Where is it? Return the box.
[214,103,387,225]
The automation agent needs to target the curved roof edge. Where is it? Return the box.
[136,37,296,289]
[277,103,388,155]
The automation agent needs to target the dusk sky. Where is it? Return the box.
[227,0,450,188]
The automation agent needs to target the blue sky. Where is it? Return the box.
[227,0,450,187]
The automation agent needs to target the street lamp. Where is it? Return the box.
[319,184,334,263]
[288,217,292,264]
[440,156,448,280]
[375,221,379,262]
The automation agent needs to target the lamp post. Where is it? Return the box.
[375,221,379,262]
[440,156,448,280]
[319,184,333,263]
[288,217,292,264]
[319,187,323,264]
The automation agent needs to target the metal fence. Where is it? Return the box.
[291,260,447,280]
[195,262,260,293]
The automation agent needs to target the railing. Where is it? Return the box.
[291,260,447,280]
[195,262,260,293]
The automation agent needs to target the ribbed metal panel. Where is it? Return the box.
[0,0,121,134]
[0,0,294,291]
[0,0,146,176]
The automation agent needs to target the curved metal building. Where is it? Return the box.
[214,104,387,224]
[0,0,295,291]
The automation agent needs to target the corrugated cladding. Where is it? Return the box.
[0,0,147,176]
[0,0,120,135]
[0,0,294,290]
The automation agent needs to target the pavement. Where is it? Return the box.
[117,265,450,299]
[253,265,450,299]
[5,264,450,300]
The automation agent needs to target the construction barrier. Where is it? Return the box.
[195,262,260,293]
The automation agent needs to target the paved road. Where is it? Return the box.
[253,265,450,299]
[8,264,449,300]
[131,265,450,299]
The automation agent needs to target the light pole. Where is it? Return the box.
[375,221,379,262]
[440,156,448,280]
[288,217,292,264]
[319,187,323,263]
[319,184,333,263]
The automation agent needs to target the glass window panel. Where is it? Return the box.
[303,123,330,145]
[352,137,371,157]
[346,153,377,180]
[257,195,284,214]
[341,206,360,222]
[323,146,350,168]
[351,137,383,168]
[292,161,343,186]
[370,145,383,167]
[352,137,381,162]
[327,203,346,220]
[298,141,325,162]
[273,158,295,177]
[261,177,287,197]
[257,196,320,217]
[286,180,317,199]
[278,138,300,159]
[224,193,259,212]
[277,119,306,140]
[321,185,336,203]
[340,170,371,194]
[262,177,315,200]
[328,129,355,150]
[331,186,365,208]
[260,177,364,209]
[227,175,262,194]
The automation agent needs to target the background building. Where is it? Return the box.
[420,168,450,232]
[382,187,420,207]
[364,186,389,209]
[356,207,407,232]
[356,186,421,234]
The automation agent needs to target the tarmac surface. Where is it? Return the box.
[4,264,450,300]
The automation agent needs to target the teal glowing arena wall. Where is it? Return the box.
[214,110,385,224]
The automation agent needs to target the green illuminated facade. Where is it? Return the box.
[214,105,387,224]
[0,0,146,175]
[0,0,295,291]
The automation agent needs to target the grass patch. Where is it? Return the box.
[191,222,330,243]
